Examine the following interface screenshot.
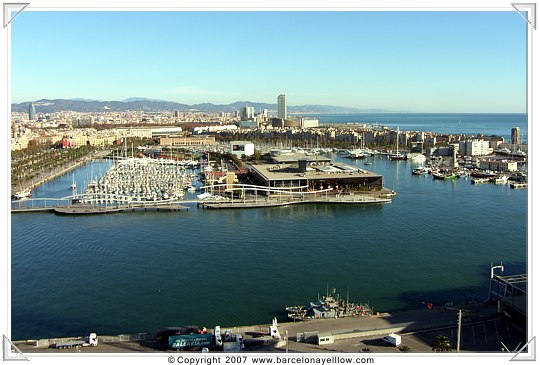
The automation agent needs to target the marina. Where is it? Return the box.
[9,112,529,343]
[11,152,527,342]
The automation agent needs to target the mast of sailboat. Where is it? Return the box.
[396,126,399,154]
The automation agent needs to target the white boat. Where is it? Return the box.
[13,190,32,200]
[70,174,77,189]
[471,177,490,184]
[493,175,509,184]
[197,192,212,200]
[407,153,427,162]
[412,166,429,175]
[389,127,407,160]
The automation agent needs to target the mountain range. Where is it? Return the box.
[11,98,399,114]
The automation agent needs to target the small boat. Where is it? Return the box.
[388,152,407,160]
[510,182,527,189]
[364,162,373,165]
[407,153,427,162]
[470,171,497,179]
[471,177,490,184]
[70,174,77,190]
[433,172,456,180]
[12,190,32,200]
[412,167,429,175]
[389,126,407,160]
[493,175,509,184]
[286,289,372,320]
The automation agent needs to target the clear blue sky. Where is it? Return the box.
[11,11,527,112]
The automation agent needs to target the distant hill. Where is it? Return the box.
[11,98,398,114]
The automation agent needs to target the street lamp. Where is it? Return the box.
[488,261,504,301]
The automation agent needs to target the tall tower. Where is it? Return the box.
[277,94,287,120]
[28,102,36,120]
[511,127,521,145]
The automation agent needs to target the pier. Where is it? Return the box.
[11,196,190,215]
[197,183,392,209]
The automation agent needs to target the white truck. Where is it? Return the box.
[382,333,401,347]
[55,333,98,349]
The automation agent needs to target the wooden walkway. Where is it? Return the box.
[12,203,189,215]
[198,194,391,209]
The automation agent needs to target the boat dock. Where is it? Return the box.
[198,194,391,209]
[11,202,189,215]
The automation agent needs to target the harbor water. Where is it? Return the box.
[10,115,528,340]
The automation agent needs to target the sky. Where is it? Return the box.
[10,10,527,113]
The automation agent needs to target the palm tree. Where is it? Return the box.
[431,335,453,352]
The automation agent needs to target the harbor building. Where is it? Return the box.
[115,126,183,140]
[248,161,384,191]
[159,135,216,147]
[478,158,518,172]
[511,127,521,145]
[277,94,287,119]
[230,141,255,157]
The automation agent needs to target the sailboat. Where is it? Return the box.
[389,126,407,160]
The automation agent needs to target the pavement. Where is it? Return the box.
[12,302,525,354]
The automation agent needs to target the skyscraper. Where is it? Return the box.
[511,127,521,145]
[28,102,36,121]
[240,106,255,121]
[277,94,287,119]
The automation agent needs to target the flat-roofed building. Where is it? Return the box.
[230,141,255,157]
[459,139,490,156]
[479,158,518,172]
[115,127,153,139]
[248,162,384,192]
[301,118,319,128]
[159,135,216,146]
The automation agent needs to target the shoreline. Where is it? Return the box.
[12,302,525,353]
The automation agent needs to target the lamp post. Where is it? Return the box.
[488,261,504,301]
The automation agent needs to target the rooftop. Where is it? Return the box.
[249,162,381,183]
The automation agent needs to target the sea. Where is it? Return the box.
[10,113,529,340]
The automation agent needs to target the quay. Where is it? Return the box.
[198,194,391,209]
[53,203,189,215]
[196,183,393,209]
[11,301,526,354]
[11,201,189,214]
[11,150,111,196]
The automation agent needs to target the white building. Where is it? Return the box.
[277,94,287,119]
[459,139,490,156]
[479,159,518,172]
[301,118,319,128]
[193,125,238,134]
[230,141,255,157]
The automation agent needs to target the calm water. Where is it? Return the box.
[10,115,529,340]
[311,113,528,142]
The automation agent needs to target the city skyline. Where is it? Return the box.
[11,11,527,113]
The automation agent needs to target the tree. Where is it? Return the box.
[397,344,411,352]
[431,335,453,352]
